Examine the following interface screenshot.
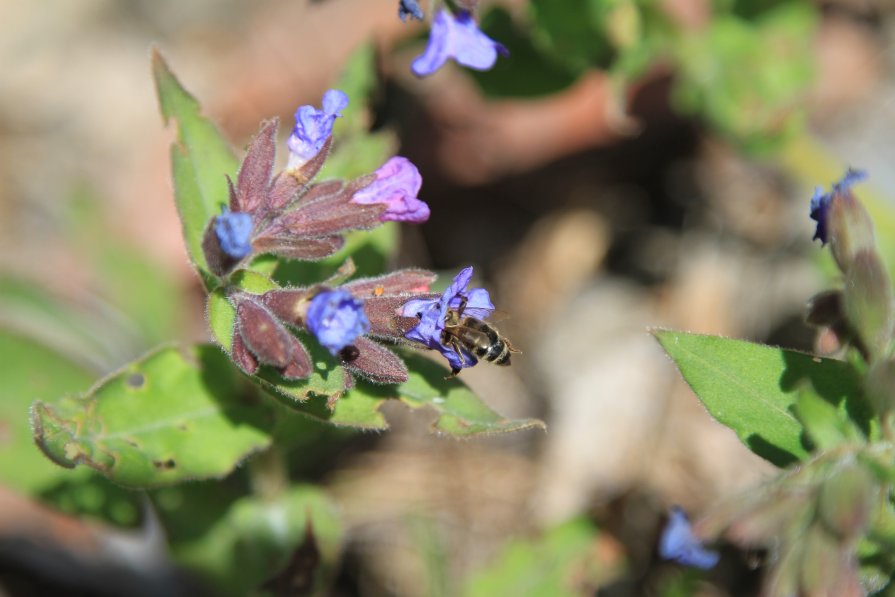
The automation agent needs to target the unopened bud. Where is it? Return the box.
[799,524,862,597]
[818,462,878,541]
[843,250,893,361]
[865,358,895,421]
[828,182,876,273]
[805,290,844,328]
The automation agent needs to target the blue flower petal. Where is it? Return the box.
[215,210,254,259]
[659,507,720,570]
[306,290,371,355]
[809,168,867,245]
[287,90,348,168]
[411,9,506,77]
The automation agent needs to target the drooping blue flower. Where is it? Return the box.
[399,0,424,21]
[214,209,254,259]
[401,266,495,371]
[810,168,867,245]
[659,507,720,570]
[287,89,349,169]
[306,289,371,355]
[411,9,508,78]
[351,157,430,223]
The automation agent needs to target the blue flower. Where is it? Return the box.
[401,266,494,371]
[306,289,371,355]
[411,9,508,78]
[214,209,254,259]
[659,507,720,570]
[810,168,867,245]
[399,0,424,21]
[287,89,349,169]
[351,157,430,223]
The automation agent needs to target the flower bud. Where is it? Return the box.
[822,171,875,272]
[865,358,895,420]
[842,250,893,361]
[818,462,878,541]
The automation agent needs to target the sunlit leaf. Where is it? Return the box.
[655,330,864,467]
[32,345,274,488]
[152,49,239,288]
[396,352,546,436]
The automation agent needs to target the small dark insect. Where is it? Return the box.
[441,296,520,376]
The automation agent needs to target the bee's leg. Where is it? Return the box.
[455,296,467,316]
[444,338,467,379]
[505,337,522,354]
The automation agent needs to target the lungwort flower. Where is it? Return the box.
[214,208,253,259]
[659,507,720,570]
[810,168,867,245]
[411,9,508,77]
[351,157,430,223]
[306,289,371,355]
[400,266,494,372]
[287,89,348,170]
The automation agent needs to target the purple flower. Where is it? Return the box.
[399,0,424,21]
[411,9,508,77]
[351,157,430,223]
[214,209,254,259]
[401,266,494,371]
[659,507,720,570]
[810,168,867,245]
[287,89,349,169]
[306,289,371,355]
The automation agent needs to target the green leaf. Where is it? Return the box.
[32,345,274,488]
[463,518,613,597]
[165,484,341,596]
[207,269,280,352]
[654,330,864,467]
[528,0,613,73]
[0,329,95,493]
[794,390,869,452]
[396,352,546,436]
[152,49,238,288]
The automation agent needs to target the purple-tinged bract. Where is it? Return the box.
[351,157,430,223]
[307,289,371,355]
[287,89,348,169]
[411,9,508,77]
[810,168,867,245]
[401,266,494,371]
[214,209,254,259]
[659,507,720,570]
[399,0,424,21]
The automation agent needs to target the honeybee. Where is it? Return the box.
[441,297,520,376]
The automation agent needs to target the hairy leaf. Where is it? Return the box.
[655,330,864,467]
[397,352,546,436]
[153,49,238,288]
[31,345,274,488]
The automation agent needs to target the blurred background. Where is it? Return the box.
[1,0,893,594]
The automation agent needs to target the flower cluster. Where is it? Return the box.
[398,2,508,77]
[207,91,512,387]
[230,268,438,386]
[203,91,430,277]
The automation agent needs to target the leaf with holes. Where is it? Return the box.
[31,345,274,488]
[153,49,239,289]
[654,330,865,467]
[397,352,546,436]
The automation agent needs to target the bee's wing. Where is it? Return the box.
[486,308,512,323]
